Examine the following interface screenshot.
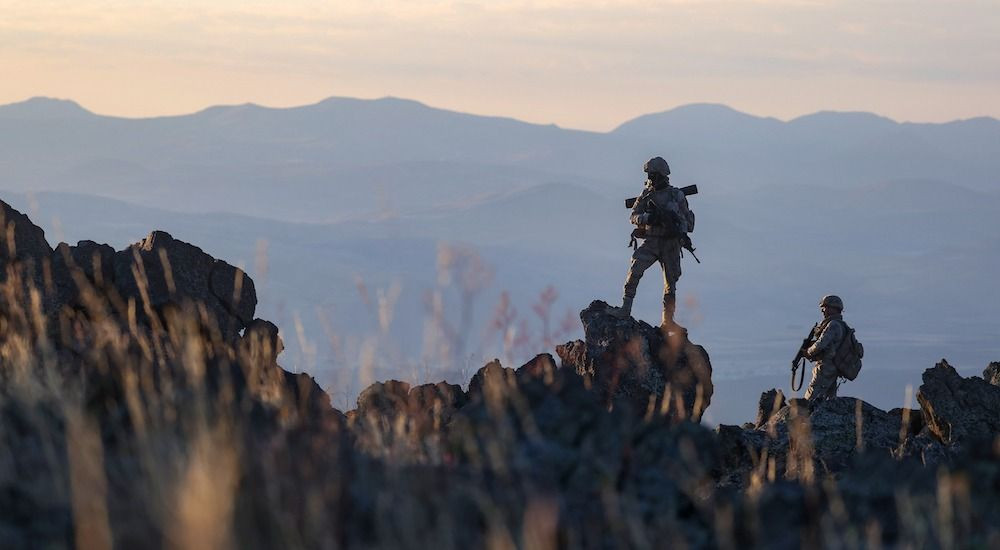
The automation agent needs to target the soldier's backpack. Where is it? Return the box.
[833,321,864,380]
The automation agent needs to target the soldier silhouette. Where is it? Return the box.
[615,156,696,332]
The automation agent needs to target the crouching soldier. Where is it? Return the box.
[615,156,696,331]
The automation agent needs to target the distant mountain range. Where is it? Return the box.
[2,96,998,424]
[2,96,998,221]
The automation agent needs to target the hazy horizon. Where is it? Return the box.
[4,1,999,131]
[5,94,1000,133]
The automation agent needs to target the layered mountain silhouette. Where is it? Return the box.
[3,96,999,221]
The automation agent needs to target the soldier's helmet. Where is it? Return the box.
[643,156,671,177]
[819,295,844,311]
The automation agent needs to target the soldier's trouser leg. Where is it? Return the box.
[804,362,839,401]
[622,242,659,314]
[659,244,682,327]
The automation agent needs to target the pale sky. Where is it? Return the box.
[3,0,999,130]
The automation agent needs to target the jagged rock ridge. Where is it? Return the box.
[1,198,999,549]
[556,300,713,421]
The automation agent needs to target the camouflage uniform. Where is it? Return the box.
[804,315,846,401]
[622,179,695,326]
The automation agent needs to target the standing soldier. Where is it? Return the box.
[798,295,849,401]
[615,156,696,331]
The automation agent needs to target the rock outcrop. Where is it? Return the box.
[556,300,713,421]
[770,397,904,476]
[112,230,257,339]
[0,199,53,272]
[917,359,1000,446]
[0,201,348,550]
[755,388,786,427]
[985,361,1000,386]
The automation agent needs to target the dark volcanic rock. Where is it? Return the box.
[408,381,467,418]
[113,231,255,339]
[985,361,1000,386]
[887,407,924,439]
[54,240,115,288]
[0,200,358,550]
[515,353,558,381]
[766,397,902,476]
[896,427,954,467]
[556,300,713,422]
[48,241,117,314]
[917,359,1000,446]
[755,388,786,428]
[350,378,469,457]
[210,259,257,325]
[448,364,720,548]
[242,318,283,360]
[715,424,768,488]
[466,359,515,401]
[828,451,936,546]
[0,199,52,270]
[355,380,412,417]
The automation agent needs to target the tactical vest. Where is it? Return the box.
[634,186,689,238]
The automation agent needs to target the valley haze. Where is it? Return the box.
[2,95,998,425]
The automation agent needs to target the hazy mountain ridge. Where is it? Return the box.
[3,96,998,221]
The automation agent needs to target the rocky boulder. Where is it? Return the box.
[113,231,256,339]
[985,361,1000,386]
[466,359,515,402]
[407,381,467,427]
[0,199,52,273]
[47,240,117,314]
[887,407,923,439]
[917,359,1000,446]
[514,353,558,382]
[762,398,903,478]
[350,378,469,458]
[447,361,721,548]
[714,424,769,488]
[556,300,713,422]
[755,388,786,428]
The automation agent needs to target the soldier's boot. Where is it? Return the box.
[661,294,684,334]
[612,296,633,319]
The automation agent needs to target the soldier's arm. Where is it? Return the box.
[629,192,649,225]
[806,322,844,358]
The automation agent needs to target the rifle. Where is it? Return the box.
[680,235,700,264]
[625,184,698,209]
[791,323,819,392]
